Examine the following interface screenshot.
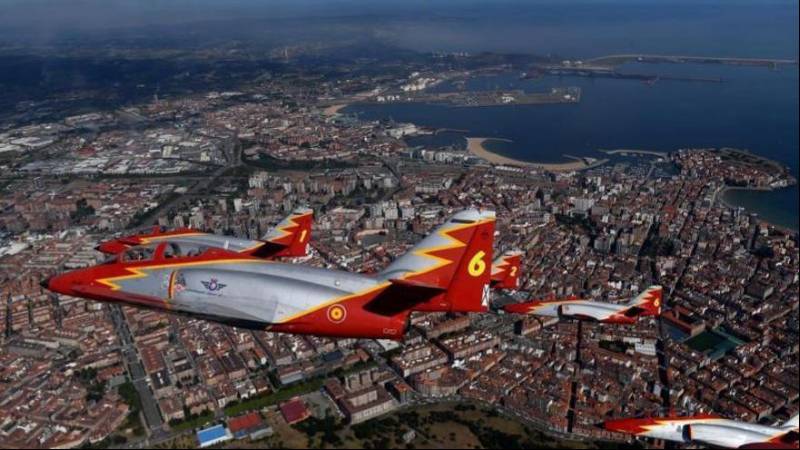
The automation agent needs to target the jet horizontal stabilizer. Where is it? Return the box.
[388,278,446,291]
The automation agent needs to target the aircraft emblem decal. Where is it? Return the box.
[201,278,227,293]
[327,304,347,323]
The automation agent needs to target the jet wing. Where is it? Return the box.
[504,300,562,317]
[739,443,798,449]
[687,423,794,449]
[561,303,639,324]
[362,280,448,316]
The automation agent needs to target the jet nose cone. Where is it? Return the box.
[602,418,640,433]
[503,302,530,314]
[602,419,623,432]
[40,276,52,290]
[43,273,77,296]
[96,242,119,254]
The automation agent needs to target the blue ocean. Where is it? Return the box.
[346,1,799,229]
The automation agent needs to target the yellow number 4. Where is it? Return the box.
[468,251,487,277]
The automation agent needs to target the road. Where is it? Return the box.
[103,135,242,443]
[566,320,582,433]
[650,190,705,449]
[110,305,167,441]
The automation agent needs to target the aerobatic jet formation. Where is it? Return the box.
[490,250,522,290]
[43,209,496,339]
[503,285,663,324]
[604,413,799,449]
[96,208,313,259]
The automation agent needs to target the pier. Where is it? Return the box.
[367,87,582,107]
[539,66,723,83]
[585,54,798,68]
[534,53,797,84]
[600,149,669,158]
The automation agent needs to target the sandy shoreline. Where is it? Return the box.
[322,104,348,116]
[466,137,605,172]
[713,185,798,233]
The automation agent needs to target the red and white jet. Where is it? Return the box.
[96,208,313,259]
[490,250,522,290]
[604,413,799,449]
[44,209,496,339]
[503,285,663,324]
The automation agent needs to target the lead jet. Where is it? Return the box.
[604,413,799,449]
[44,209,495,339]
[96,208,313,259]
[503,285,662,324]
[490,250,522,290]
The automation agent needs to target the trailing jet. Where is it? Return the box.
[604,413,799,449]
[503,285,663,324]
[96,208,314,259]
[490,250,522,290]
[43,209,495,339]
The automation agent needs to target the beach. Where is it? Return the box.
[322,104,348,116]
[716,185,798,232]
[465,137,605,172]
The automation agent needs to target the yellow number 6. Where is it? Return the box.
[468,251,487,277]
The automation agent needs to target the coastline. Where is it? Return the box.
[716,185,774,208]
[465,137,607,172]
[322,104,348,116]
[715,185,799,233]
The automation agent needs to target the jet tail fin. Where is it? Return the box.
[490,250,523,290]
[256,208,313,258]
[378,209,495,313]
[626,285,663,316]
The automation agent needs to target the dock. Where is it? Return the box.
[366,87,582,107]
[600,149,669,158]
[585,54,798,68]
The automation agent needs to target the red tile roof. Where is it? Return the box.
[228,412,263,433]
[280,397,311,425]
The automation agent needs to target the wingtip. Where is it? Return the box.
[450,209,496,222]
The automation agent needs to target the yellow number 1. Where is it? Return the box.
[468,251,487,277]
[299,230,308,242]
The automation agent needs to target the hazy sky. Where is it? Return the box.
[1,0,796,58]
[3,0,794,30]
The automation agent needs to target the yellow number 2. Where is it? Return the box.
[468,251,487,277]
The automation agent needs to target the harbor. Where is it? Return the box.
[365,87,581,107]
